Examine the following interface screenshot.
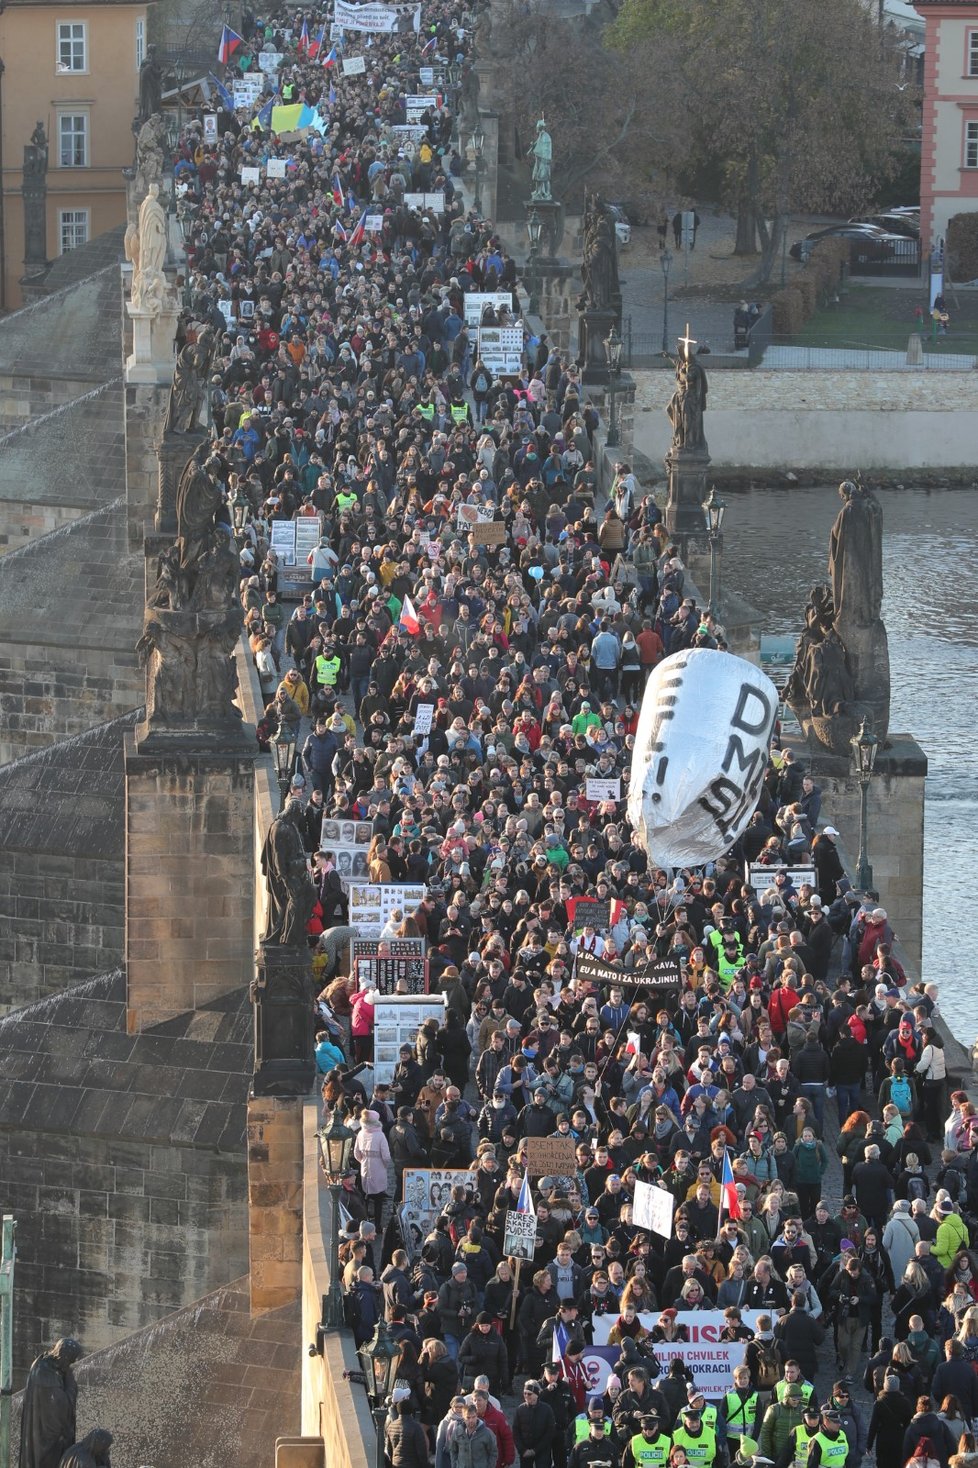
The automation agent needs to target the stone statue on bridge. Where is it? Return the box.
[785,478,890,755]
[260,800,317,947]
[19,1338,84,1468]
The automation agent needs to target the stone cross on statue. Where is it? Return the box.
[678,323,697,360]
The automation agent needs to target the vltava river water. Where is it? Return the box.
[718,485,978,1046]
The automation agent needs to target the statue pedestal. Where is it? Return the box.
[580,307,617,384]
[665,446,711,542]
[126,296,180,385]
[252,945,315,1098]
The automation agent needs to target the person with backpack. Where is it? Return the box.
[745,1316,783,1394]
[915,1027,948,1143]
[934,1201,971,1268]
[880,1060,918,1125]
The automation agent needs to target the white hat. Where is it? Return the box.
[822,826,840,837]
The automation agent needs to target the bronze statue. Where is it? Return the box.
[785,479,890,753]
[580,190,619,313]
[165,325,216,434]
[138,47,163,122]
[24,122,48,178]
[528,119,552,202]
[19,1339,83,1468]
[260,800,317,947]
[58,1432,112,1468]
[666,348,708,453]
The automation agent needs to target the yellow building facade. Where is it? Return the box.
[0,0,148,309]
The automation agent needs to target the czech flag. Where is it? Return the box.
[298,18,310,51]
[420,34,437,54]
[552,1318,571,1364]
[348,207,368,249]
[217,24,244,64]
[323,43,338,67]
[331,174,344,206]
[398,594,420,636]
[309,22,326,59]
[516,1168,533,1214]
[721,1149,742,1220]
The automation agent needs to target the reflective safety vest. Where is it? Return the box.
[314,654,341,687]
[776,1381,814,1407]
[723,1391,759,1437]
[790,1426,818,1468]
[574,1418,612,1444]
[450,401,470,423]
[811,1431,849,1468]
[335,491,358,511]
[628,1432,672,1468]
[671,1425,717,1468]
[417,402,435,421]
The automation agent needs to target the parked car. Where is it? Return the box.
[789,223,896,260]
[850,212,920,237]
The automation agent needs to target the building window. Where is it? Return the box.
[59,209,89,253]
[970,31,978,76]
[57,20,87,72]
[135,17,145,68]
[967,120,978,168]
[58,113,88,168]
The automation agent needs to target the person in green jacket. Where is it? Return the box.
[792,1127,830,1220]
[759,1383,808,1464]
[934,1199,970,1266]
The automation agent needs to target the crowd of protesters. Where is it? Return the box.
[167,9,978,1468]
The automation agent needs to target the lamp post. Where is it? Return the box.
[702,485,727,620]
[231,487,250,532]
[318,1111,354,1328]
[660,247,673,354]
[603,325,623,448]
[358,1320,400,1468]
[850,715,879,893]
[526,208,543,315]
[271,729,297,809]
[471,122,485,216]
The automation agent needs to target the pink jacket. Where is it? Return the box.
[353,1115,391,1196]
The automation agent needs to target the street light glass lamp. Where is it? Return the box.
[358,1321,400,1408]
[527,210,543,250]
[604,325,623,374]
[271,730,296,785]
[318,1112,354,1179]
[231,488,250,531]
[702,485,727,537]
[850,717,879,779]
[472,124,485,156]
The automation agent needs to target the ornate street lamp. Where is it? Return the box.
[850,715,879,892]
[702,486,727,620]
[358,1320,400,1468]
[231,487,250,531]
[471,123,485,215]
[318,1112,354,1328]
[271,729,297,810]
[603,325,623,448]
[660,247,673,354]
[526,209,543,315]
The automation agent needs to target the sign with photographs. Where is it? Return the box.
[478,325,523,377]
[404,96,438,122]
[346,882,427,938]
[400,1167,479,1248]
[354,954,429,995]
[463,292,515,327]
[373,996,444,1088]
[503,1209,538,1262]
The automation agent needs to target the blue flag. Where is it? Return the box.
[208,73,235,110]
[255,98,274,130]
[516,1168,532,1214]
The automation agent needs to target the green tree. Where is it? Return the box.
[608,0,917,282]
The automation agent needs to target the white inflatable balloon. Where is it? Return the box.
[627,648,778,867]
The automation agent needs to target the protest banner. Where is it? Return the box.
[471,520,507,546]
[413,703,435,734]
[342,54,366,73]
[525,1136,578,1177]
[334,0,421,32]
[240,166,261,186]
[266,157,287,178]
[590,1310,763,1392]
[570,897,611,933]
[585,777,621,803]
[503,1210,537,1262]
[746,863,815,896]
[456,502,494,528]
[632,1180,675,1239]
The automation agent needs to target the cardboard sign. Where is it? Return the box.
[746,863,816,897]
[403,190,445,212]
[471,520,507,546]
[266,157,287,178]
[633,1180,675,1239]
[586,778,621,803]
[413,703,435,734]
[240,165,261,186]
[342,54,367,74]
[203,113,218,141]
[525,1136,579,1178]
[503,1210,538,1262]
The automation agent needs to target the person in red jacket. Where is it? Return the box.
[472,1390,516,1468]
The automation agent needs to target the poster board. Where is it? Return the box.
[478,325,523,376]
[590,1309,763,1392]
[203,113,218,141]
[632,1180,675,1238]
[525,1136,578,1177]
[346,882,427,938]
[571,897,611,932]
[471,520,506,546]
[746,863,815,897]
[456,502,494,529]
[351,936,426,969]
[354,954,428,995]
[318,817,371,883]
[404,96,438,122]
[413,703,435,734]
[269,519,297,566]
[240,165,261,186]
[342,54,367,74]
[403,190,445,212]
[257,50,284,72]
[400,1167,479,1247]
[463,292,514,328]
[266,157,287,178]
[365,213,385,232]
[585,778,621,803]
[372,995,443,1086]
[278,516,322,597]
[503,1210,537,1262]
[390,123,427,142]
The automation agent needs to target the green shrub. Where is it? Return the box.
[947,212,978,282]
[771,288,805,334]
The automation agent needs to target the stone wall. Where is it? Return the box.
[248,1095,304,1312]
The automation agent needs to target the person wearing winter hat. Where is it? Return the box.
[353,1109,392,1228]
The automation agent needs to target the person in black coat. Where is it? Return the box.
[773,1293,826,1383]
[514,1384,557,1468]
[386,1398,431,1468]
[539,1364,576,1468]
[389,1109,429,1187]
[812,831,846,906]
[458,1315,510,1395]
[931,1339,978,1420]
[866,1379,914,1466]
[903,1403,958,1468]
[437,1012,473,1091]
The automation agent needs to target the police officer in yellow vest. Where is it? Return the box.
[804,1409,849,1468]
[574,1400,614,1444]
[778,1405,822,1468]
[720,1366,761,1453]
[625,1414,671,1468]
[314,646,341,692]
[672,1403,718,1468]
[416,399,436,428]
[774,1366,815,1410]
[449,396,470,426]
[334,487,358,514]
